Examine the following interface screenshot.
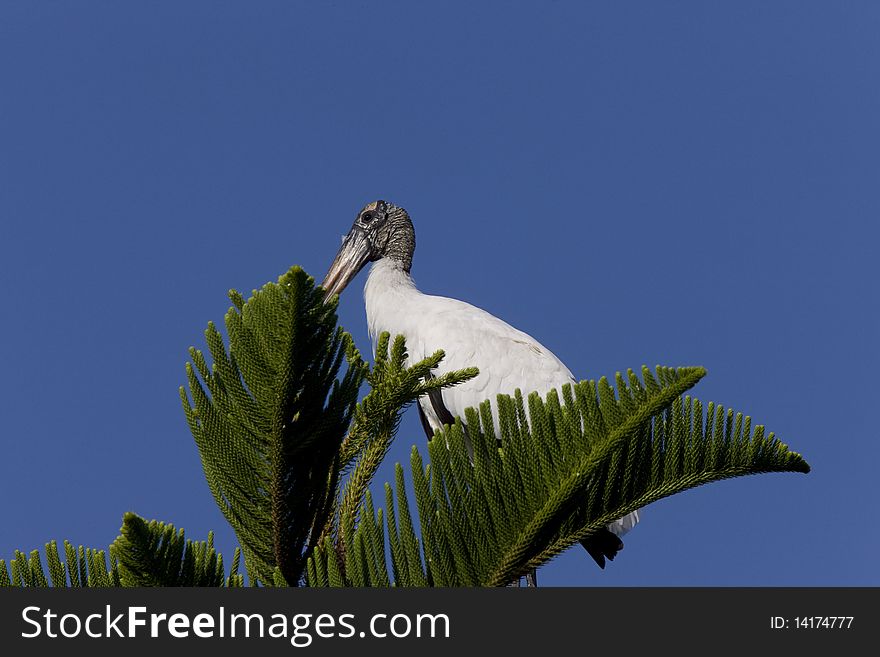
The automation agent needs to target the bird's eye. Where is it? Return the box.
[362,212,374,223]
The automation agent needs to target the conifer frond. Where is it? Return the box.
[227,547,244,587]
[331,333,477,554]
[180,266,365,585]
[111,512,228,586]
[0,541,118,587]
[1,514,244,587]
[309,365,809,586]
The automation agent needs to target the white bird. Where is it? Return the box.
[322,200,640,578]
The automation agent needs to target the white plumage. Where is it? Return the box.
[364,260,574,428]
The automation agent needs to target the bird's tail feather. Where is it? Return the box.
[580,529,624,570]
[580,510,641,569]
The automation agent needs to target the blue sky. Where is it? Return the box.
[1,2,877,586]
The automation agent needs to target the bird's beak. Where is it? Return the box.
[321,227,372,300]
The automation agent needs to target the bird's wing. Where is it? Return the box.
[385,294,576,426]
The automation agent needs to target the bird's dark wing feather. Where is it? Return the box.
[580,530,624,569]
[427,386,456,427]
[419,371,457,435]
[420,374,473,458]
[417,402,435,441]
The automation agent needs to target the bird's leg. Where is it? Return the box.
[505,569,538,587]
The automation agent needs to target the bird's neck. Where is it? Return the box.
[364,259,418,298]
[383,210,415,273]
[384,241,413,274]
[364,259,420,343]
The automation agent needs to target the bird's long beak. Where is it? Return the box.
[321,227,372,300]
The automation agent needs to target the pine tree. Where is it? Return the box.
[1,266,809,587]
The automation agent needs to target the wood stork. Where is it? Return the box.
[322,200,640,578]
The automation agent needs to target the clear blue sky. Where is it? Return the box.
[1,2,877,586]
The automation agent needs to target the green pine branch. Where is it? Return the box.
[0,543,118,588]
[0,513,244,587]
[180,266,364,585]
[307,363,809,586]
[331,333,477,560]
[112,512,235,586]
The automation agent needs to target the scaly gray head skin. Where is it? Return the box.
[321,200,415,299]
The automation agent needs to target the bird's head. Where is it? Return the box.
[321,200,415,299]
